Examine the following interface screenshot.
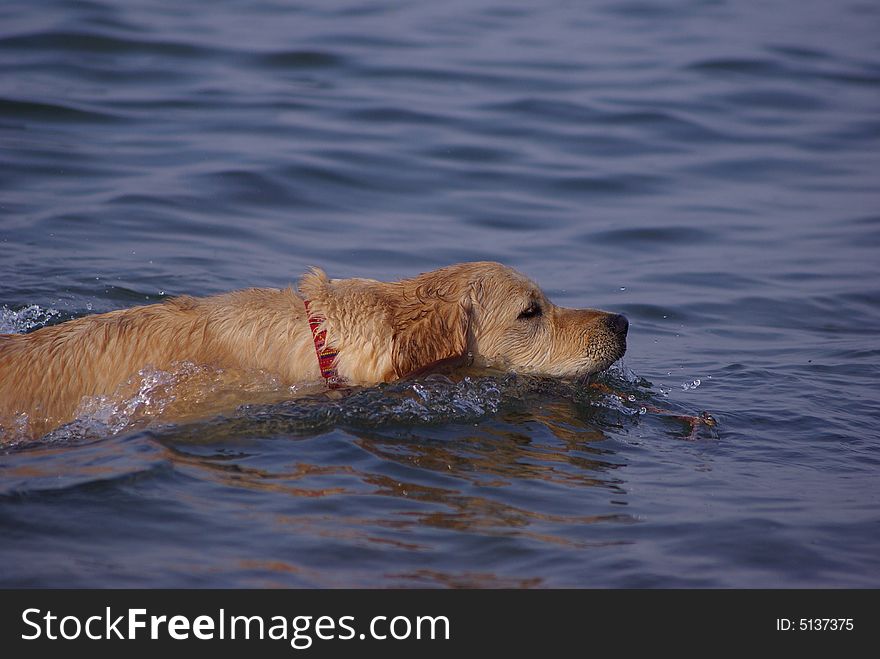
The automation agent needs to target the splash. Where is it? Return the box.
[231,368,653,436]
[12,363,288,445]
[238,373,509,432]
[3,359,712,446]
[0,305,61,334]
[2,364,198,446]
[69,364,197,437]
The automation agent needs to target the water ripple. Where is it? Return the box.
[0,96,125,123]
[1,0,878,588]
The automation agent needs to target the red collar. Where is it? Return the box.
[304,300,342,388]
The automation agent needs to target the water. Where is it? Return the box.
[1,0,879,587]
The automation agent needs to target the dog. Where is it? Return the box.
[0,262,628,439]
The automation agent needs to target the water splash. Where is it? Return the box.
[237,373,509,433]
[225,367,659,438]
[0,305,61,334]
[4,357,705,446]
[70,364,195,436]
[38,362,288,444]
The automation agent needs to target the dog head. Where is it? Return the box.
[299,261,627,383]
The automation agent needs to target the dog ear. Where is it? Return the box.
[391,295,471,379]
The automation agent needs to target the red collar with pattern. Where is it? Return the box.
[303,300,342,388]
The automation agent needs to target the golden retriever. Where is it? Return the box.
[0,262,628,439]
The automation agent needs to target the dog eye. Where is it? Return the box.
[518,304,542,320]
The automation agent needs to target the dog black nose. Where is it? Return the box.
[607,313,629,336]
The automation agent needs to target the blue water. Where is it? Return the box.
[1,0,879,587]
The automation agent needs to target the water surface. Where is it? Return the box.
[1,0,879,587]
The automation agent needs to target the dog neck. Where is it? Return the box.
[303,299,343,388]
